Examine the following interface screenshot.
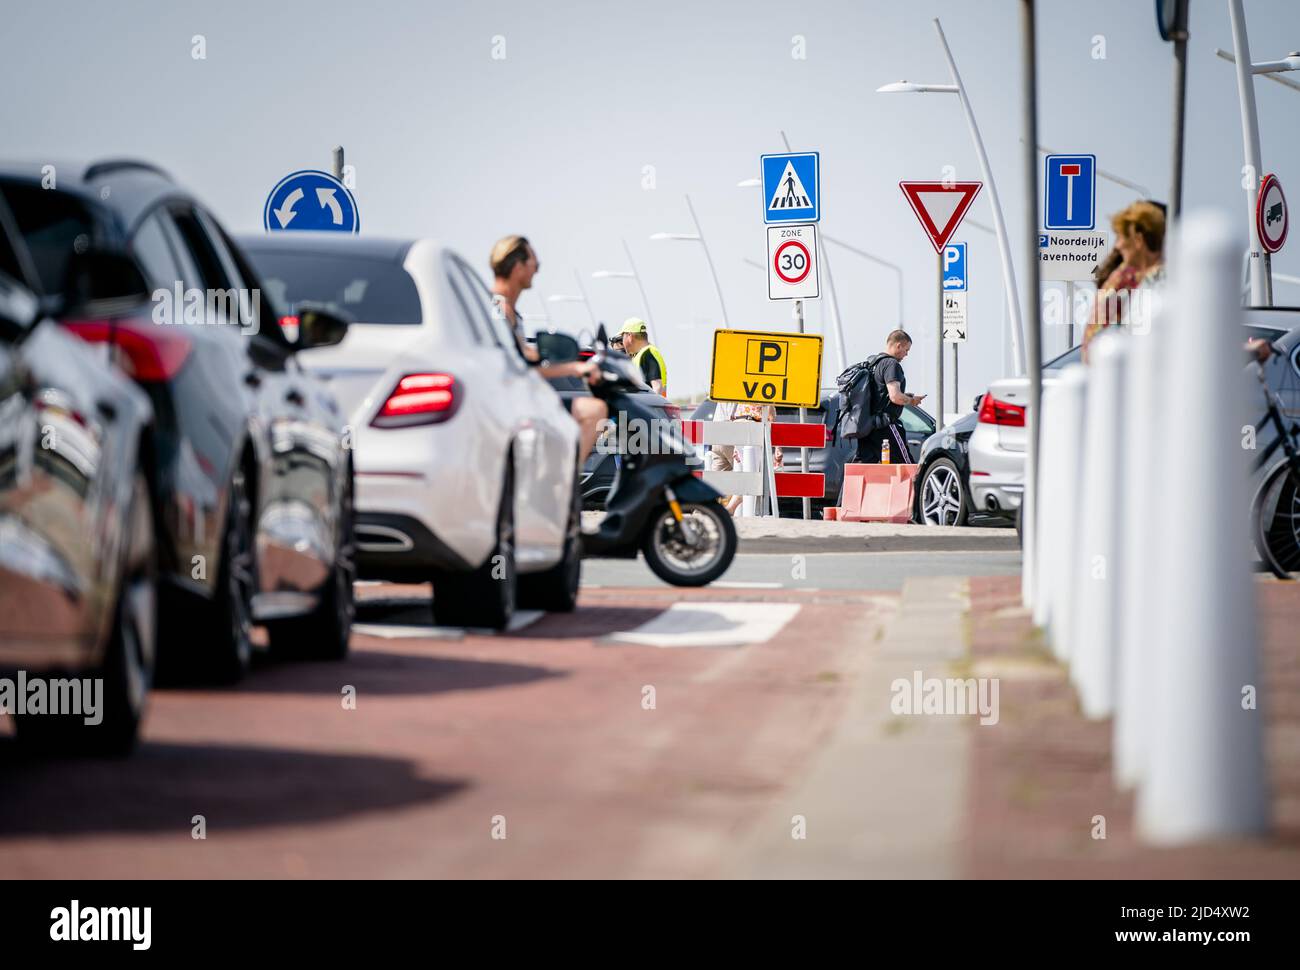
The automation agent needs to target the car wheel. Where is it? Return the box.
[15,472,157,756]
[200,464,256,682]
[432,459,517,629]
[518,471,582,612]
[919,457,970,527]
[267,464,357,659]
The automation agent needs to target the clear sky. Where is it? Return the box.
[4,0,1299,404]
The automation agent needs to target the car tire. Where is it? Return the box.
[267,464,357,659]
[15,472,157,756]
[199,463,257,683]
[518,471,582,612]
[432,459,517,630]
[918,457,970,527]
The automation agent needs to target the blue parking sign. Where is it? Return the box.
[942,242,967,292]
[264,170,360,233]
[761,152,820,224]
[1043,154,1096,230]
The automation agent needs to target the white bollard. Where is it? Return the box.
[1022,406,1040,610]
[1113,312,1166,789]
[1044,365,1087,664]
[1069,331,1127,719]
[1136,210,1269,844]
[1031,383,1061,630]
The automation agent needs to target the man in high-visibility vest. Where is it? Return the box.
[619,318,667,397]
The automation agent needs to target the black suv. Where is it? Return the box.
[0,159,356,682]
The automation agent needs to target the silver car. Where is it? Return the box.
[967,309,1300,521]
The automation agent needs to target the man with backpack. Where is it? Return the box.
[835,329,926,464]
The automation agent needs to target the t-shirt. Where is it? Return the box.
[639,350,662,386]
[874,355,906,421]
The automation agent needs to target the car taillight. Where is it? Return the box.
[372,373,460,428]
[279,315,300,329]
[64,318,192,382]
[977,392,1026,427]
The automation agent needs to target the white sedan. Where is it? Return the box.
[240,233,581,629]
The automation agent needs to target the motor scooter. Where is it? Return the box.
[535,329,737,586]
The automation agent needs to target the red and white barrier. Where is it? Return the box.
[682,418,826,511]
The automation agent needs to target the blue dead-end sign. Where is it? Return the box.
[264,170,360,233]
[761,152,820,224]
[1043,154,1096,231]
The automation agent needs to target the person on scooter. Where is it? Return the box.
[489,234,607,464]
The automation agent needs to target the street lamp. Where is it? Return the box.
[546,270,598,328]
[1226,0,1300,305]
[1216,48,1300,93]
[650,195,733,326]
[877,17,1027,377]
[592,238,655,328]
[1036,144,1150,198]
[650,194,729,325]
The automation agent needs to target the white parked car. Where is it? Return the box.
[240,233,581,629]
[968,309,1299,522]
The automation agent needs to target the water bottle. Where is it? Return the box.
[880,438,891,464]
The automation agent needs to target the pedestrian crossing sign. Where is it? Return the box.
[761,152,820,224]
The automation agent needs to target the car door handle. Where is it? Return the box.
[244,371,262,388]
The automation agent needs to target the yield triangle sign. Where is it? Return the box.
[899,181,983,252]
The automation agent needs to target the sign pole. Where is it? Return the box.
[1066,280,1075,349]
[763,407,780,518]
[332,146,344,180]
[936,252,944,431]
[952,342,958,419]
[795,299,810,520]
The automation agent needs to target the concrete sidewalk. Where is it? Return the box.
[724,572,1300,879]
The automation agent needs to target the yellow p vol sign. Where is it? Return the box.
[709,328,823,408]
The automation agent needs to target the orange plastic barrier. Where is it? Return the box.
[832,462,919,523]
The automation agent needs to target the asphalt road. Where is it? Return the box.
[0,548,1014,878]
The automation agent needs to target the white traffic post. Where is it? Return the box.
[1113,292,1167,789]
[1137,210,1269,844]
[1068,331,1127,719]
[1045,365,1087,663]
[1028,383,1060,625]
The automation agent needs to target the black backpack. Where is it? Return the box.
[833,353,892,442]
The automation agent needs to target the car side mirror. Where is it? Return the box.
[61,248,151,316]
[972,394,983,413]
[535,331,580,364]
[296,304,349,350]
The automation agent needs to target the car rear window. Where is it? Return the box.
[245,249,422,324]
[0,182,103,297]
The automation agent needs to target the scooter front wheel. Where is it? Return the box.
[642,500,737,587]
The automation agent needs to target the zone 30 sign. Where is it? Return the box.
[710,329,824,409]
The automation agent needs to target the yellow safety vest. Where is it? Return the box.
[633,344,668,397]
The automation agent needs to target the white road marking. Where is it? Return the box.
[353,610,544,640]
[602,602,801,648]
[711,581,784,589]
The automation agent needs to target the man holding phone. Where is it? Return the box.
[855,329,925,464]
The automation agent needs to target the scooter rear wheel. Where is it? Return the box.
[642,501,737,587]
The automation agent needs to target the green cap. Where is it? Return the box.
[620,317,648,336]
